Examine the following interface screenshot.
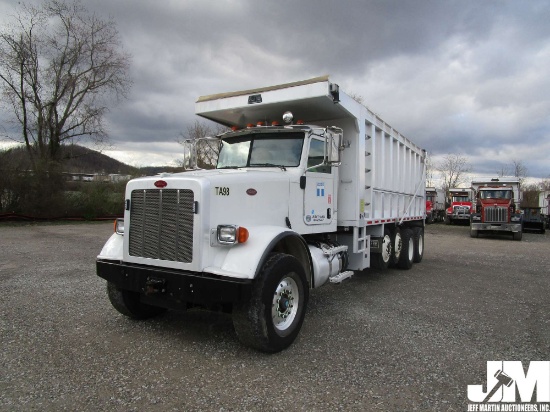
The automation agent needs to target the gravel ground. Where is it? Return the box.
[0,222,548,411]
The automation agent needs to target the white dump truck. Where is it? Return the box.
[96,76,426,352]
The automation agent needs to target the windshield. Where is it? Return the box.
[217,132,304,169]
[452,196,469,202]
[479,190,513,199]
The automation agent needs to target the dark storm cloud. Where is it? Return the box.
[1,0,549,178]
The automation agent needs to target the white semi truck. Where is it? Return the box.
[96,76,426,352]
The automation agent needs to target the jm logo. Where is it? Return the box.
[468,361,550,403]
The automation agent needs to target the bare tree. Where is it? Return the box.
[497,165,509,178]
[425,151,435,187]
[496,159,528,189]
[511,159,528,189]
[437,153,471,202]
[177,120,228,169]
[0,0,131,172]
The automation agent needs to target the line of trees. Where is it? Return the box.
[427,152,549,205]
[0,0,131,218]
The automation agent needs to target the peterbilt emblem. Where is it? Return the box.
[154,180,167,188]
[246,188,257,196]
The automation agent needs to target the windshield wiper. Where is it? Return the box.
[217,166,242,170]
[249,163,287,171]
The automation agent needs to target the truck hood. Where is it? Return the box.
[480,199,511,207]
[130,168,293,228]
[451,202,472,207]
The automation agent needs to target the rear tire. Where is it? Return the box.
[412,227,424,263]
[372,228,392,269]
[106,282,167,320]
[388,227,402,268]
[232,253,308,353]
[397,228,414,270]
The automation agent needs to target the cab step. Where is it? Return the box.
[329,270,354,284]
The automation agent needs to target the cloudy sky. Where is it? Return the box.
[1,0,549,182]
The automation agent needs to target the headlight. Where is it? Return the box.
[217,225,249,245]
[511,216,521,222]
[114,218,125,234]
[472,216,481,221]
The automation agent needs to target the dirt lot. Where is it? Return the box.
[0,222,548,411]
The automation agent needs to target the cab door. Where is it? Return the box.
[303,137,334,226]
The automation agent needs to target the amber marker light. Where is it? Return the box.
[238,227,249,243]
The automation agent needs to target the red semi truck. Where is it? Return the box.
[470,178,523,240]
[445,188,472,225]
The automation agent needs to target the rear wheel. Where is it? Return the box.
[389,227,402,268]
[106,282,167,320]
[397,228,414,270]
[232,253,308,353]
[372,228,392,269]
[412,227,424,263]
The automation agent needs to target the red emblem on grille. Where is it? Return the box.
[246,188,257,196]
[154,180,167,188]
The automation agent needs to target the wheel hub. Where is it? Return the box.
[272,276,300,331]
[276,290,294,317]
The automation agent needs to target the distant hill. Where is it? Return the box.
[0,144,184,175]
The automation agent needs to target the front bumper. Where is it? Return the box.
[97,259,252,309]
[450,213,470,221]
[470,222,522,232]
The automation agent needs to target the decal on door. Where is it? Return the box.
[316,182,325,197]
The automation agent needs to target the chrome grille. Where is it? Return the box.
[129,189,194,263]
[453,206,469,215]
[484,206,508,223]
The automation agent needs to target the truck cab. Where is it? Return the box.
[470,178,522,240]
[445,188,472,225]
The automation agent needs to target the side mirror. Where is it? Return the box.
[326,128,342,164]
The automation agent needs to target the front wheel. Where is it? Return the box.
[512,231,522,241]
[232,253,309,353]
[106,282,167,320]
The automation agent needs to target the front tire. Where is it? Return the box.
[106,282,167,320]
[512,231,522,241]
[232,253,309,353]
